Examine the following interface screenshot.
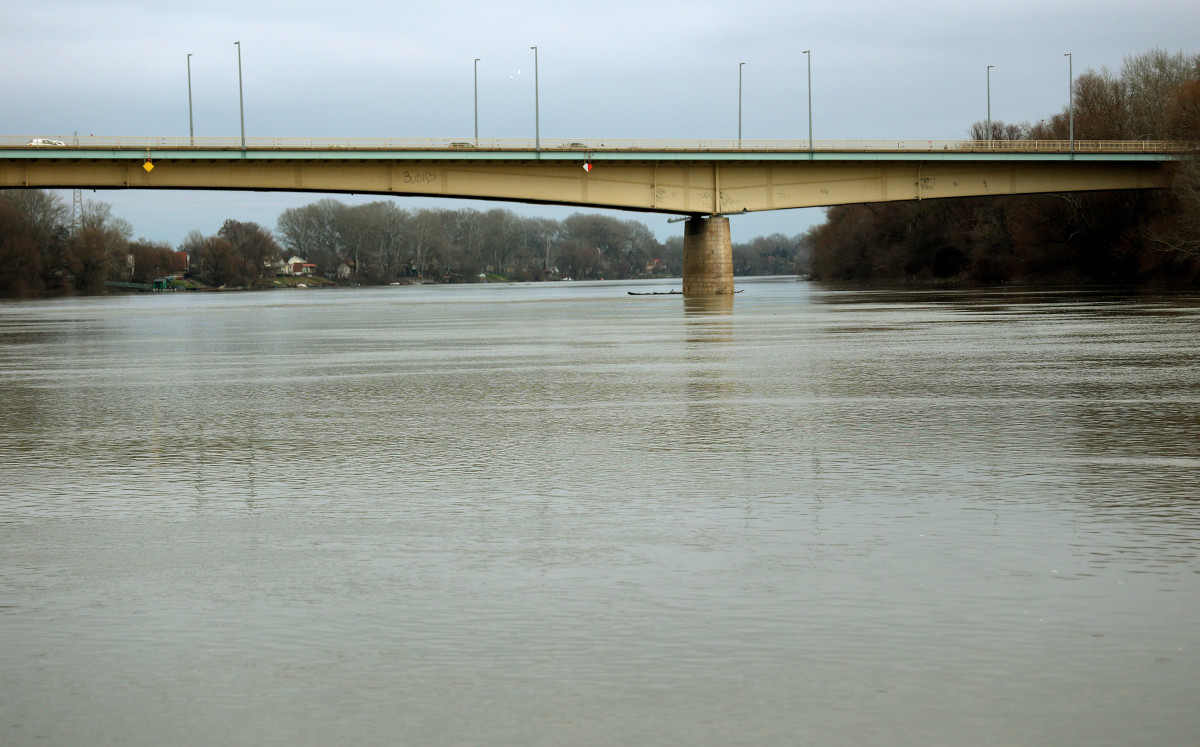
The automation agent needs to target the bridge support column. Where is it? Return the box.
[682,216,734,294]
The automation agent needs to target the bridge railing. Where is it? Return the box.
[2,135,1195,153]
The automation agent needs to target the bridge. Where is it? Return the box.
[0,135,1183,293]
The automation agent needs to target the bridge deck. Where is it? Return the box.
[0,136,1182,215]
[0,136,1190,160]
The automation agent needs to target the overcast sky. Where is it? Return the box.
[4,0,1198,246]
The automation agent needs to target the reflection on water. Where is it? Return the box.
[684,294,734,343]
[683,292,735,315]
[1,278,1199,746]
[682,294,738,439]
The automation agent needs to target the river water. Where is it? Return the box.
[1,278,1198,745]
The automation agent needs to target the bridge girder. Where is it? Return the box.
[0,155,1170,215]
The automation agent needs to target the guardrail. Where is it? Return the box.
[2,135,1195,154]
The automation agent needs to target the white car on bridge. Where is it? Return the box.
[28,138,66,147]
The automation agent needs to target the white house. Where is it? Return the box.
[275,256,317,277]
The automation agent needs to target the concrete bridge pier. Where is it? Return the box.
[682,215,734,294]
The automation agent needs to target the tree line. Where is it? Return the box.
[262,201,806,286]
[807,48,1200,284]
[1,191,810,296]
[0,191,182,296]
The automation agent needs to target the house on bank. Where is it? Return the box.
[273,256,317,277]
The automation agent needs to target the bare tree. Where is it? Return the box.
[449,209,488,274]
[481,209,519,274]
[337,201,406,281]
[1163,79,1200,141]
[69,201,131,291]
[1148,158,1200,261]
[127,240,177,284]
[1074,69,1129,139]
[198,236,241,287]
[1122,48,1200,139]
[0,190,69,295]
[276,198,343,272]
[405,209,450,277]
[969,120,1030,141]
[219,219,281,280]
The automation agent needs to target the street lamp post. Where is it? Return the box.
[235,41,245,151]
[803,50,812,155]
[531,46,539,152]
[986,64,993,142]
[1065,52,1074,154]
[187,53,194,145]
[474,58,480,146]
[738,62,745,145]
